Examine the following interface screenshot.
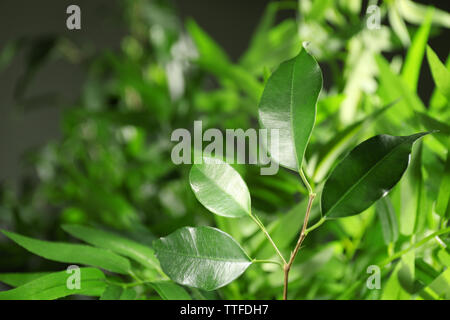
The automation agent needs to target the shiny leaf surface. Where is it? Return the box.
[153,226,252,291]
[321,133,429,218]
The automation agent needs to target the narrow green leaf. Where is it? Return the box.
[401,8,433,91]
[258,47,323,171]
[153,226,252,291]
[388,4,410,47]
[189,157,251,218]
[376,55,425,124]
[376,196,399,245]
[149,281,192,300]
[436,145,450,218]
[0,272,50,287]
[62,224,162,274]
[0,268,105,300]
[427,46,450,102]
[321,133,429,218]
[399,141,424,235]
[186,19,262,102]
[398,0,450,28]
[1,230,131,275]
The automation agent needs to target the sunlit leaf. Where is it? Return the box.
[258,47,322,170]
[153,226,252,291]
[189,157,251,218]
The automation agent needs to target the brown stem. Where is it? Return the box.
[283,193,315,300]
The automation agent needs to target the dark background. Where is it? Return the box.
[0,0,448,182]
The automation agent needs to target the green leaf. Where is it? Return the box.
[436,144,450,218]
[419,269,450,299]
[376,55,425,124]
[0,272,50,287]
[149,281,192,300]
[189,157,251,218]
[62,224,162,275]
[120,288,136,300]
[321,133,429,218]
[258,47,322,171]
[376,196,399,245]
[100,284,123,300]
[0,268,105,300]
[427,46,450,102]
[401,8,433,91]
[186,19,262,102]
[1,230,131,274]
[153,226,252,291]
[399,141,424,235]
[388,3,410,47]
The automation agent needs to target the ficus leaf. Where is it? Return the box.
[153,226,252,291]
[1,230,131,275]
[321,133,429,218]
[0,268,105,300]
[258,47,322,171]
[189,157,251,218]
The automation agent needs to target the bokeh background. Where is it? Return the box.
[0,0,449,300]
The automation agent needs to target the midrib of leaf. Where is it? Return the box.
[289,56,301,170]
[156,248,250,263]
[196,166,250,215]
[325,139,411,216]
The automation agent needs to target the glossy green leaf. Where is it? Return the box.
[149,281,192,300]
[189,157,251,218]
[1,230,131,274]
[258,47,322,171]
[0,268,105,300]
[153,226,252,291]
[376,196,399,245]
[321,133,429,218]
[62,224,162,275]
[427,46,450,101]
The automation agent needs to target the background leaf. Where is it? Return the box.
[62,224,163,275]
[0,268,105,300]
[1,230,131,274]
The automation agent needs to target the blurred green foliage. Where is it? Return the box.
[0,0,449,300]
